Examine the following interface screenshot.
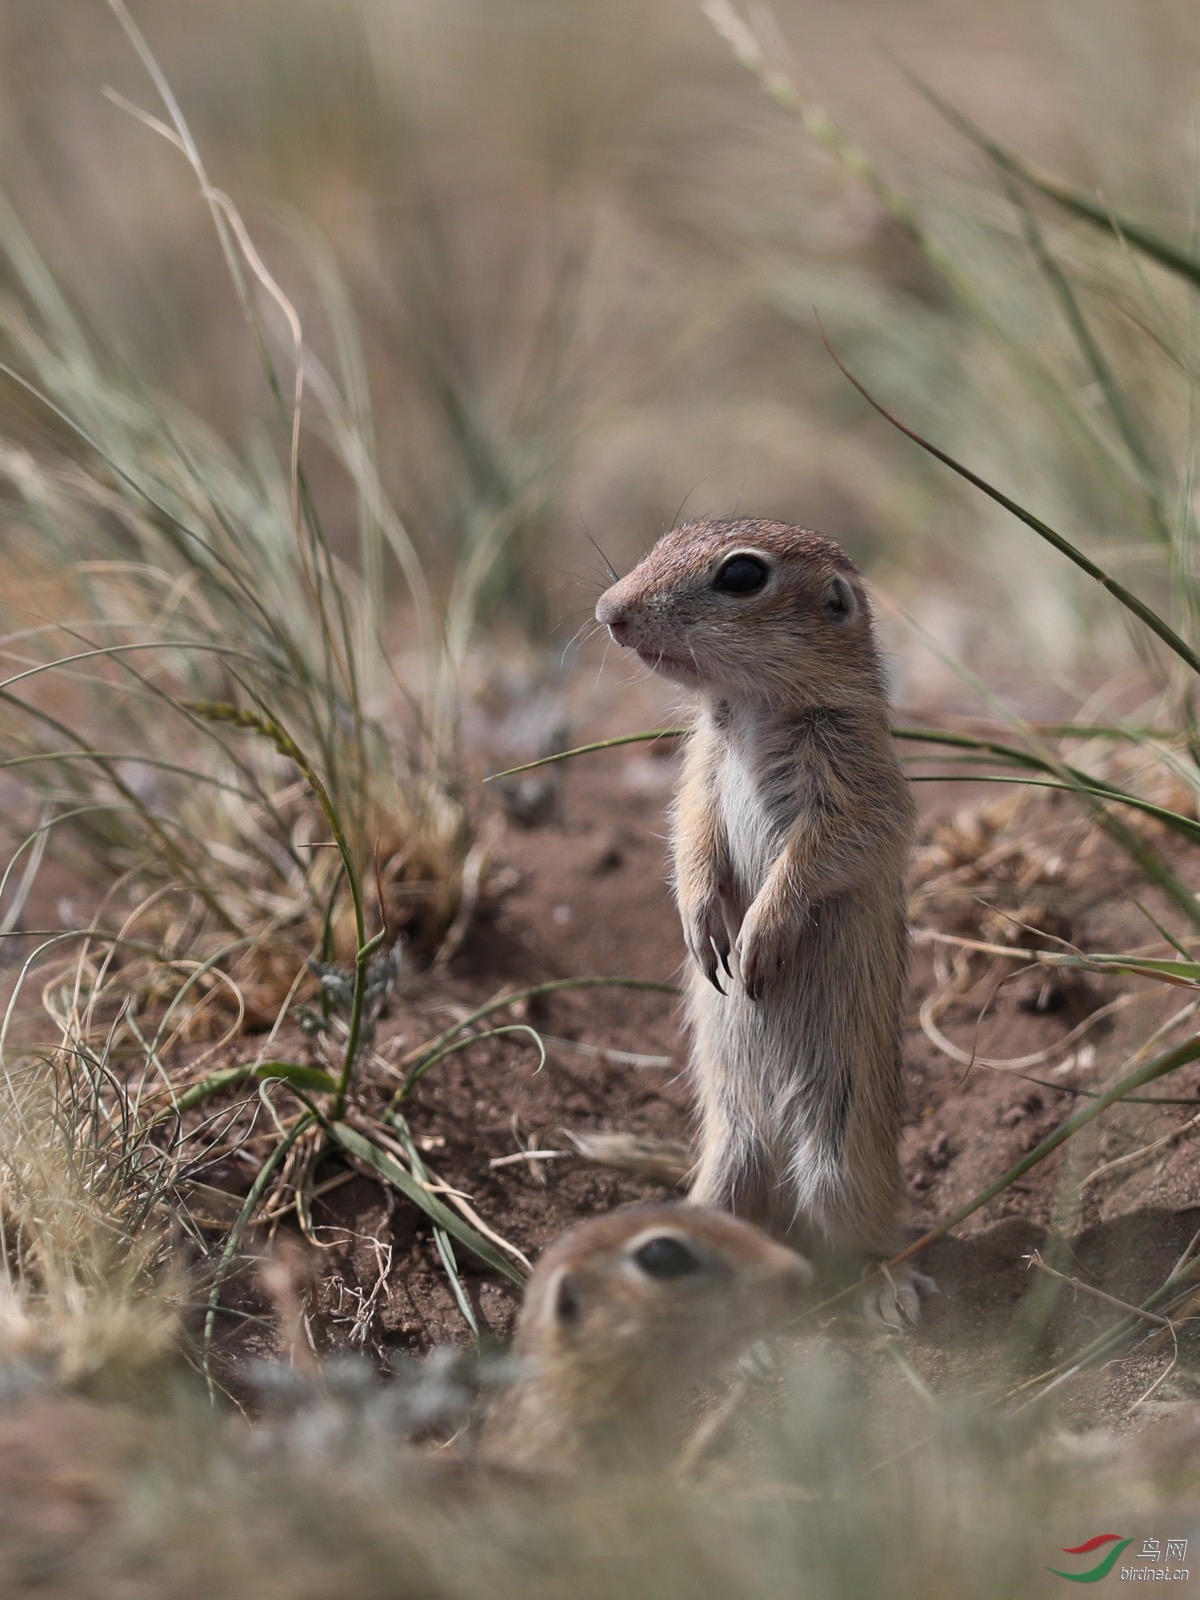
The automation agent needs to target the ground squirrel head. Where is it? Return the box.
[596,519,882,708]
[482,1204,811,1474]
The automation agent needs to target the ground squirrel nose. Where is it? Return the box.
[595,592,631,645]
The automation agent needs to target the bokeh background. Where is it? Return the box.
[5,0,1198,688]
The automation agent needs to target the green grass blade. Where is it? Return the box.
[170,1063,341,1117]
[1127,895,1193,961]
[184,698,380,1112]
[393,976,680,1106]
[904,71,1200,291]
[484,729,688,781]
[1007,776,1200,930]
[907,769,1200,846]
[398,1024,547,1098]
[819,329,1200,677]
[1027,951,1200,986]
[389,1113,479,1336]
[327,1121,525,1286]
[202,1110,316,1394]
[890,1031,1200,1270]
[487,721,1178,785]
[0,683,243,931]
[999,175,1170,542]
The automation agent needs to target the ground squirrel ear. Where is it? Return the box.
[821,572,857,626]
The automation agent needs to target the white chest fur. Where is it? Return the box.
[713,716,793,898]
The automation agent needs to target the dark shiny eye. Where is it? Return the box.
[632,1236,701,1279]
[712,555,768,595]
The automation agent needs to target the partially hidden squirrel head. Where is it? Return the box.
[596,519,884,710]
[490,1203,811,1473]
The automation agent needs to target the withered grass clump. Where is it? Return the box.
[0,5,487,1035]
[0,1052,179,1394]
[0,270,469,1016]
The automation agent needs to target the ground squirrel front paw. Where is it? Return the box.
[736,894,799,1001]
[683,895,732,993]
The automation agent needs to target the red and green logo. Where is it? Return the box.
[1048,1535,1133,1583]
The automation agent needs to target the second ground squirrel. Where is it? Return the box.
[479,1204,811,1474]
[596,519,930,1327]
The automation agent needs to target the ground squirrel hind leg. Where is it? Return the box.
[687,1130,774,1234]
[840,1206,938,1332]
[789,1180,937,1333]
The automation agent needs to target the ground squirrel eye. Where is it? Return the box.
[712,555,768,595]
[632,1235,701,1279]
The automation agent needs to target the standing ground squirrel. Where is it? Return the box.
[479,1204,811,1475]
[595,519,929,1327]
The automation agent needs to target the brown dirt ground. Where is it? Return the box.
[170,665,1200,1443]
